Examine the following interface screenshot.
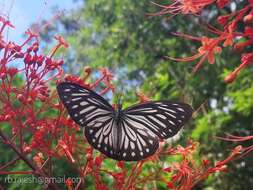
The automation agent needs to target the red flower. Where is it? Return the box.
[151,0,215,16]
[166,182,175,189]
[216,0,230,8]
[169,35,222,74]
[95,156,104,167]
[65,178,73,190]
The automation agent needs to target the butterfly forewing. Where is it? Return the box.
[123,101,193,139]
[57,82,114,127]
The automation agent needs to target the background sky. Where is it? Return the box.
[0,0,81,43]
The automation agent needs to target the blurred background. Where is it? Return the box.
[0,0,253,189]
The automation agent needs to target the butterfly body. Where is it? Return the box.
[57,82,193,161]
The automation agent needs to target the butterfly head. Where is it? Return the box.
[117,97,123,111]
[114,92,123,113]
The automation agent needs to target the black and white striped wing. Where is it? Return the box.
[84,116,159,161]
[114,119,159,161]
[57,83,193,161]
[122,101,193,139]
[57,82,114,127]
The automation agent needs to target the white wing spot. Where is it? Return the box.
[94,128,103,138]
[123,153,126,157]
[80,106,95,114]
[104,147,107,151]
[72,97,82,101]
[64,89,71,92]
[79,119,84,124]
[89,129,93,134]
[169,120,176,126]
[72,105,78,109]
[140,152,143,156]
[71,93,86,96]
[92,139,96,143]
[98,144,101,148]
[131,152,136,157]
[94,122,103,127]
[124,137,129,150]
[138,135,147,147]
[159,106,177,113]
[149,140,153,144]
[146,148,150,153]
[79,89,86,92]
[148,115,167,128]
[165,112,176,118]
[104,137,108,144]
[130,141,135,149]
[156,114,167,119]
[80,101,88,106]
[177,107,185,112]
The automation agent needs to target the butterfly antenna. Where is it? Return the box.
[192,99,209,118]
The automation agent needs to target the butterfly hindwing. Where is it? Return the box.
[84,117,159,161]
[116,119,159,161]
[57,82,114,127]
[123,101,193,139]
[84,117,121,160]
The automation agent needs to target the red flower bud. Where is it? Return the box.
[216,0,230,8]
[4,114,12,121]
[65,178,73,190]
[24,54,32,64]
[116,161,124,169]
[45,57,52,65]
[202,159,210,167]
[224,72,237,83]
[163,167,172,173]
[0,73,7,79]
[0,115,4,121]
[166,182,174,189]
[243,12,253,23]
[217,15,230,26]
[95,156,103,167]
[33,44,39,53]
[7,67,18,78]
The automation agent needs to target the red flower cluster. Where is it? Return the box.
[152,0,253,83]
[150,0,216,16]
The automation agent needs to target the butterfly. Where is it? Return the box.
[57,82,193,161]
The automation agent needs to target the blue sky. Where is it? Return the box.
[0,0,81,43]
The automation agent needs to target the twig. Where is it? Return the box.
[0,157,20,170]
[0,129,60,190]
